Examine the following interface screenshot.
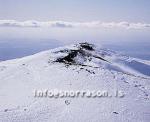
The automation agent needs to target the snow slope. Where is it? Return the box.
[0,43,150,122]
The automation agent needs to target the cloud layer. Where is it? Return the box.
[0,20,150,29]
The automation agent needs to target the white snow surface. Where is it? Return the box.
[0,43,150,122]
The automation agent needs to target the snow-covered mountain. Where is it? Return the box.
[0,42,150,122]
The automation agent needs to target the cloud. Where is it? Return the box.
[0,20,150,29]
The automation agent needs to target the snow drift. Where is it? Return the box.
[0,42,150,122]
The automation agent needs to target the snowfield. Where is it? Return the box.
[0,43,150,122]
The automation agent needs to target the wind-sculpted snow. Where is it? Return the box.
[0,43,150,122]
[51,43,150,77]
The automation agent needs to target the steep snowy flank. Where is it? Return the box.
[0,42,150,122]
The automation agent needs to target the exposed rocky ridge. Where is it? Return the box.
[54,42,108,66]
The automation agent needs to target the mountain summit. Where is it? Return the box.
[50,42,150,77]
[54,42,108,66]
[0,43,150,122]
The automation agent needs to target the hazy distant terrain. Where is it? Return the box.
[102,41,150,60]
[0,39,63,61]
[0,39,150,61]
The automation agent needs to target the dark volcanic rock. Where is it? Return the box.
[55,42,108,66]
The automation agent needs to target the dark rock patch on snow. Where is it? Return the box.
[54,42,108,66]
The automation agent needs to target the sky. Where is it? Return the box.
[0,0,150,22]
[0,0,150,60]
[0,0,150,43]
